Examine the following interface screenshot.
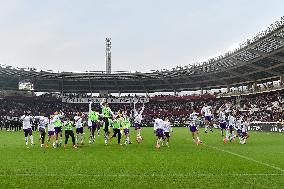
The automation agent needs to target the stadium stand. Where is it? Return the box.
[0,17,284,131]
[0,88,283,131]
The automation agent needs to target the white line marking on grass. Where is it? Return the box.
[205,144,284,173]
[0,173,283,177]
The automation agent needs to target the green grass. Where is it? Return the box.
[0,127,283,188]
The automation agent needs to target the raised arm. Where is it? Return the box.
[133,102,137,112]
[100,98,106,109]
[89,102,92,113]
[109,108,115,118]
[59,111,65,118]
[139,103,145,115]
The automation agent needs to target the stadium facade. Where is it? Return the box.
[0,19,284,93]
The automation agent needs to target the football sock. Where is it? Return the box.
[30,135,34,144]
[225,130,229,139]
[81,135,84,143]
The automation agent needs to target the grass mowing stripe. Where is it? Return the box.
[0,173,283,177]
[205,144,284,173]
[1,128,284,188]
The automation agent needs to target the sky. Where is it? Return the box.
[0,0,283,73]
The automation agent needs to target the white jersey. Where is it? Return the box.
[235,117,243,130]
[154,118,164,130]
[48,118,55,132]
[88,120,92,127]
[52,114,64,126]
[34,116,48,129]
[201,106,212,117]
[163,121,172,132]
[20,115,33,130]
[74,116,83,128]
[88,103,93,124]
[228,115,236,127]
[225,103,231,113]
[218,111,226,122]
[242,121,249,132]
[134,107,144,124]
[189,112,199,126]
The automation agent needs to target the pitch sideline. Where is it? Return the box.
[205,144,284,173]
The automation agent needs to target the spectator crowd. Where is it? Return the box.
[0,90,283,131]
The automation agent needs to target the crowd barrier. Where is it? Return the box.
[248,122,284,133]
[62,97,149,104]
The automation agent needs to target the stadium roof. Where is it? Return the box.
[1,18,284,93]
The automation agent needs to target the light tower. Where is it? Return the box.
[105,37,111,74]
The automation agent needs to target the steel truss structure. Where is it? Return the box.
[1,19,284,93]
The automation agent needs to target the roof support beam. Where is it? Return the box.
[273,36,284,43]
[269,54,284,62]
[139,79,148,93]
[247,49,267,56]
[213,63,253,81]
[162,78,176,91]
[233,59,283,76]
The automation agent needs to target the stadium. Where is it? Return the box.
[0,2,284,189]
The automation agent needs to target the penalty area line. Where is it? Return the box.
[205,144,284,173]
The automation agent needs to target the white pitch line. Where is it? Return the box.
[205,144,284,173]
[0,173,283,177]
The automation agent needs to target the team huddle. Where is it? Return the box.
[19,99,250,149]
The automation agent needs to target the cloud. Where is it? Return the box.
[0,0,283,73]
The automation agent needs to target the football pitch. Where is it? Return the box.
[0,127,283,188]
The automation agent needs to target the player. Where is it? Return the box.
[20,111,34,148]
[122,112,132,145]
[100,99,114,145]
[224,112,236,143]
[133,102,145,143]
[235,115,243,140]
[97,121,101,136]
[218,107,227,137]
[46,115,56,148]
[201,103,213,133]
[64,117,77,149]
[240,117,250,144]
[154,117,164,149]
[34,114,48,148]
[188,110,202,145]
[110,111,122,145]
[74,112,84,145]
[88,102,100,144]
[53,111,64,147]
[162,117,172,147]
